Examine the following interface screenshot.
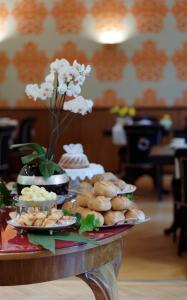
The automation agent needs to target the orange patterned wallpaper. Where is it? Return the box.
[92,45,127,81]
[91,0,127,31]
[12,42,48,83]
[172,0,187,32]
[51,0,87,34]
[131,0,168,32]
[172,42,187,81]
[95,89,126,107]
[173,90,187,107]
[0,3,8,31]
[0,51,9,82]
[132,41,168,81]
[134,89,166,107]
[53,41,88,64]
[12,0,47,34]
[0,0,187,108]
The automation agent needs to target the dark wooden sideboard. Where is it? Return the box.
[0,106,186,172]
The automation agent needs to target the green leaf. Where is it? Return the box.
[21,152,40,164]
[39,160,56,178]
[79,214,100,233]
[28,233,56,254]
[0,181,14,208]
[10,143,46,157]
[54,232,98,245]
[28,231,98,254]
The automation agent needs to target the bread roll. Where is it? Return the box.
[87,196,111,212]
[112,179,127,191]
[125,209,145,221]
[76,191,94,208]
[111,196,136,211]
[84,210,104,226]
[91,174,104,184]
[102,172,118,181]
[77,181,93,192]
[62,201,76,212]
[104,211,125,225]
[91,172,117,184]
[94,181,118,197]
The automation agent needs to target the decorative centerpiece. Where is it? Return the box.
[110,106,136,126]
[10,58,93,195]
[160,114,173,131]
[110,106,136,145]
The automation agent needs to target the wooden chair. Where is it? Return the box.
[17,117,36,143]
[178,157,187,255]
[124,125,163,186]
[0,126,16,178]
[164,148,187,241]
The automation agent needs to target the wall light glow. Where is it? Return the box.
[0,19,16,42]
[84,16,137,44]
[97,28,128,44]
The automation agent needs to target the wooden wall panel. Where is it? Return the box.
[0,107,186,172]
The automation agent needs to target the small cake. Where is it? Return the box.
[59,144,89,169]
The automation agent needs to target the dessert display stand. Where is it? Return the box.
[64,163,104,191]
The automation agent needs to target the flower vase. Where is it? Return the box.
[16,163,69,195]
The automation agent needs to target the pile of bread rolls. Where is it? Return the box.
[63,172,145,226]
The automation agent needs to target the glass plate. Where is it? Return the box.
[7,217,76,232]
[117,184,137,195]
[102,216,150,228]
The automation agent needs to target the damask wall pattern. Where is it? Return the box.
[0,0,187,108]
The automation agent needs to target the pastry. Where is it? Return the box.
[111,196,136,211]
[86,211,104,226]
[91,174,104,184]
[87,196,111,212]
[94,181,118,197]
[77,181,93,192]
[59,144,89,169]
[76,191,94,208]
[91,172,117,184]
[104,211,125,225]
[125,209,145,221]
[112,179,128,191]
[102,172,118,181]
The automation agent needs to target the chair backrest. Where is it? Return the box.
[174,148,187,179]
[173,129,187,142]
[18,117,36,144]
[179,157,187,205]
[0,126,16,171]
[125,125,162,164]
[133,116,158,124]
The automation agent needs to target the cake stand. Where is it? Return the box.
[63,163,104,190]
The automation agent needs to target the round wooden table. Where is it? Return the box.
[0,225,132,300]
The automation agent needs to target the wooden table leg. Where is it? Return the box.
[78,256,121,300]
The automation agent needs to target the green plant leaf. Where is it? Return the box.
[39,160,56,178]
[79,214,100,233]
[10,143,47,157]
[21,152,40,164]
[28,231,98,254]
[54,232,98,245]
[0,181,14,208]
[28,233,56,254]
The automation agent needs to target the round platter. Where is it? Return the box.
[15,199,56,208]
[7,217,76,232]
[102,216,150,228]
[117,184,137,195]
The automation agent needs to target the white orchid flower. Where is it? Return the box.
[63,96,93,115]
